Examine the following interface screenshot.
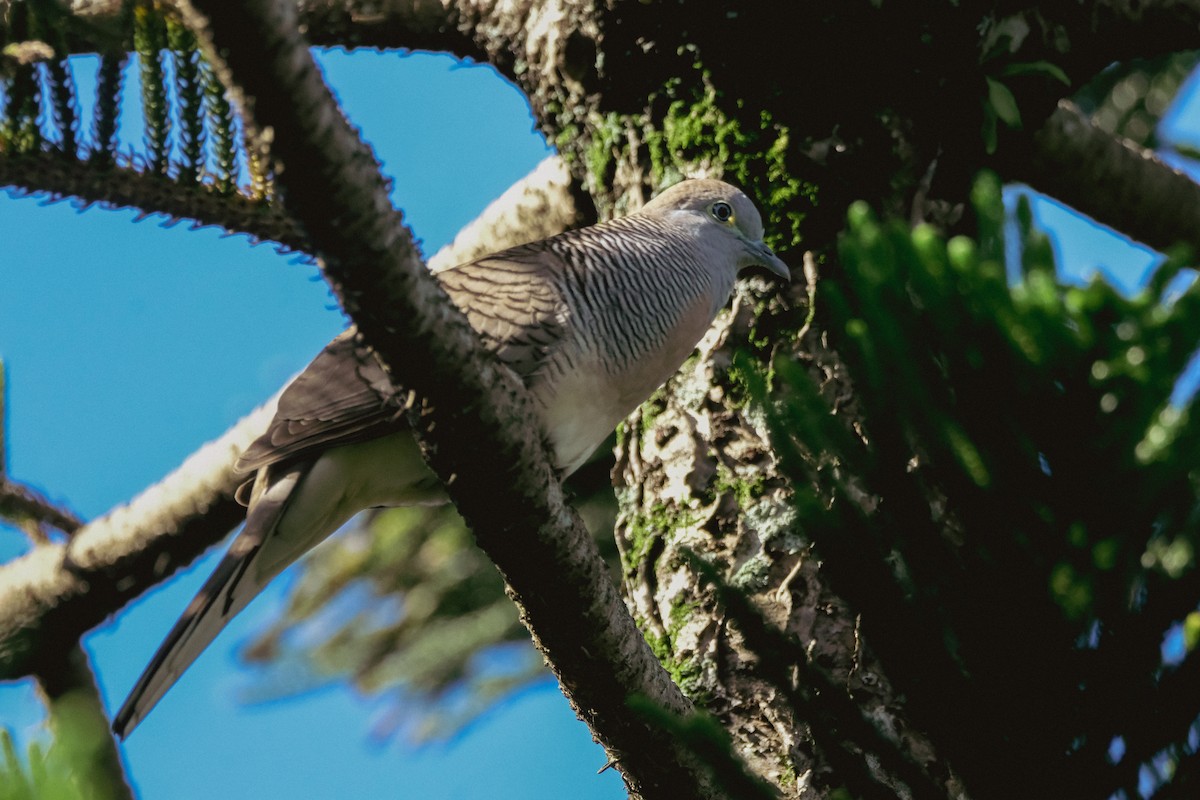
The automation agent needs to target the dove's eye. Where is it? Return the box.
[710,201,734,223]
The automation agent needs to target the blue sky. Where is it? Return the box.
[1,48,1198,799]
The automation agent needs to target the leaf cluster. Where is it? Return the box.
[239,503,534,742]
[1,0,242,192]
[761,173,1200,798]
[1,692,122,800]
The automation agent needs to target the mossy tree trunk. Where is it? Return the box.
[440,2,1200,796]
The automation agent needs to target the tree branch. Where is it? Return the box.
[35,644,135,800]
[1017,101,1200,255]
[0,399,275,678]
[178,2,712,797]
[0,152,309,253]
[1,149,583,267]
[427,156,589,271]
[0,478,84,537]
[64,0,480,58]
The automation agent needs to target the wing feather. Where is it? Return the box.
[235,330,398,474]
[235,243,569,477]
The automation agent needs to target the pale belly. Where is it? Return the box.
[537,296,715,476]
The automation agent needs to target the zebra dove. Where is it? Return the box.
[113,178,789,736]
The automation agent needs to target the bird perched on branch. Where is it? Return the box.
[113,178,789,737]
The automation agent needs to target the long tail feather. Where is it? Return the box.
[112,466,305,738]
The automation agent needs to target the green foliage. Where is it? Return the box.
[759,172,1200,797]
[1,1,248,193]
[646,78,814,250]
[29,0,79,158]
[167,14,204,183]
[202,47,238,195]
[981,75,1027,154]
[240,504,533,741]
[979,19,1071,155]
[132,2,169,174]
[91,47,123,166]
[981,60,1070,155]
[0,694,122,800]
[0,3,43,154]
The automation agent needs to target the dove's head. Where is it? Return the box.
[641,179,790,282]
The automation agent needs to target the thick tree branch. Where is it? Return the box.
[0,150,582,263]
[35,644,135,800]
[427,156,588,271]
[64,1,1200,67]
[0,399,274,678]
[1012,101,1200,255]
[0,152,309,253]
[52,1,1200,262]
[177,3,709,799]
[63,0,486,61]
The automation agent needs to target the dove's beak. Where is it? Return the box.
[751,240,790,282]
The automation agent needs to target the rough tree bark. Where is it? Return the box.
[427,3,1199,797]
[416,2,1198,797]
